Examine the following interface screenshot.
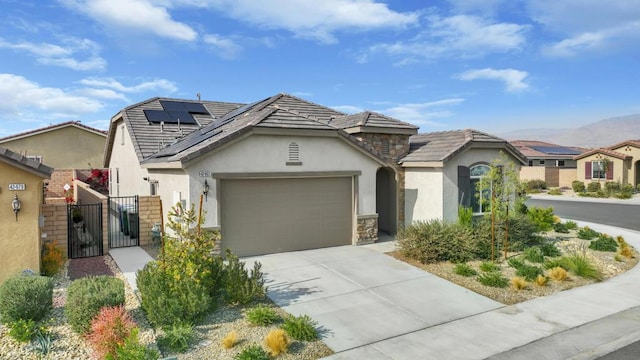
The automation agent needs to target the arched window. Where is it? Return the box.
[470,164,490,214]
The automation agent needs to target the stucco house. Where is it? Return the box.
[0,146,53,282]
[512,140,584,188]
[104,94,524,256]
[574,140,640,187]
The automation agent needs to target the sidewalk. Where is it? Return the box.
[108,247,153,292]
[529,192,640,205]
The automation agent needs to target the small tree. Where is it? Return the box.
[477,152,528,261]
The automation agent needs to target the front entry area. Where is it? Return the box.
[376,167,397,234]
[220,177,353,257]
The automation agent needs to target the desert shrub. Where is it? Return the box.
[235,345,271,360]
[458,206,473,227]
[547,188,562,195]
[158,322,195,353]
[589,236,618,252]
[246,305,281,326]
[548,267,568,281]
[526,179,547,191]
[480,261,499,272]
[510,276,528,290]
[565,221,578,230]
[615,183,635,199]
[281,315,318,341]
[137,261,211,328]
[0,274,53,324]
[508,257,525,269]
[544,258,568,270]
[540,242,562,257]
[221,331,238,349]
[587,181,601,192]
[86,305,136,359]
[552,222,569,233]
[33,329,53,356]
[526,207,555,232]
[7,319,45,342]
[477,272,508,288]
[523,247,545,263]
[561,255,602,280]
[615,254,624,262]
[224,250,267,305]
[535,274,548,286]
[264,329,289,356]
[620,246,634,258]
[577,226,600,240]
[572,180,586,193]
[398,219,479,264]
[108,327,159,360]
[515,264,544,281]
[453,263,477,277]
[604,181,620,194]
[40,243,65,277]
[65,276,125,334]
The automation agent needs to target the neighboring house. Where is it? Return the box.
[574,140,640,187]
[511,140,584,187]
[0,146,53,283]
[0,121,107,197]
[104,94,524,256]
[402,130,526,222]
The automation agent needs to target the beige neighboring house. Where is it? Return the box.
[574,140,640,187]
[0,121,107,197]
[0,146,53,283]
[402,130,527,222]
[511,140,584,187]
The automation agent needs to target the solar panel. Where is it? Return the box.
[144,110,172,122]
[167,111,197,124]
[144,110,197,124]
[530,146,581,155]
[160,100,209,114]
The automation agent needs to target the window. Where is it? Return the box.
[539,160,545,165]
[528,160,533,166]
[592,161,606,179]
[286,142,302,165]
[557,160,565,167]
[150,180,158,195]
[470,164,490,214]
[120,126,125,145]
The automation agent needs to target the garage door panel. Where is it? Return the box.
[221,177,353,257]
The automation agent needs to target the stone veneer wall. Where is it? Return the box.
[356,214,378,244]
[353,133,411,227]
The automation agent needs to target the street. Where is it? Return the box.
[526,198,640,231]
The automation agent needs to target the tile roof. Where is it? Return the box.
[402,129,526,164]
[573,147,631,161]
[0,121,106,143]
[330,111,418,130]
[0,146,53,178]
[510,140,584,159]
[607,139,640,151]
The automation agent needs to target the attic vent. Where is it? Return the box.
[381,139,390,156]
[286,142,302,166]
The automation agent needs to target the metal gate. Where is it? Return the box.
[68,203,103,258]
[108,196,139,248]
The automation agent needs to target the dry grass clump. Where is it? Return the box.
[264,329,289,356]
[548,267,568,281]
[535,274,548,286]
[510,277,528,290]
[221,331,238,349]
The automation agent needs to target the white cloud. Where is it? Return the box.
[332,105,363,114]
[0,74,104,120]
[79,78,178,94]
[203,34,242,58]
[456,68,529,93]
[0,37,106,71]
[367,14,528,62]
[376,98,465,127]
[61,0,197,41]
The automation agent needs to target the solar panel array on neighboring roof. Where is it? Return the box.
[530,146,581,155]
[144,100,211,124]
[159,100,208,114]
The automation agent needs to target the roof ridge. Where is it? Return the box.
[0,121,106,142]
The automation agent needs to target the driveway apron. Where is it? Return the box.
[244,245,502,353]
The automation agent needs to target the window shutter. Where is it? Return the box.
[606,162,613,180]
[585,162,592,179]
[458,166,471,208]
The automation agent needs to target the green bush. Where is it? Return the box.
[458,206,473,227]
[224,250,267,305]
[515,264,544,281]
[544,258,569,270]
[604,181,620,194]
[523,247,545,263]
[587,181,601,192]
[0,274,53,323]
[589,236,618,252]
[507,257,525,269]
[65,276,125,334]
[526,179,547,191]
[107,328,159,360]
[561,255,602,280]
[158,323,196,353]
[526,207,555,232]
[565,221,578,230]
[235,345,271,360]
[615,183,635,199]
[246,305,281,326]
[453,263,478,277]
[547,188,562,195]
[281,315,318,341]
[137,262,212,328]
[479,261,499,272]
[577,226,600,240]
[472,215,542,256]
[552,222,569,233]
[572,180,586,193]
[477,272,508,288]
[7,319,44,342]
[398,219,479,264]
[540,242,562,257]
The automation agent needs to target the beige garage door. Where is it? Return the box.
[220,177,353,257]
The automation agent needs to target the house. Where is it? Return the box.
[511,140,584,187]
[402,130,526,222]
[104,94,524,256]
[574,140,640,187]
[0,146,53,282]
[0,121,107,198]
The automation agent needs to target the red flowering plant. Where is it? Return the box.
[85,167,109,195]
[63,183,75,204]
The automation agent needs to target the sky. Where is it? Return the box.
[1,0,639,138]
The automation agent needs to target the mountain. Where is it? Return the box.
[498,114,640,148]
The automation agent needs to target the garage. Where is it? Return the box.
[220,177,353,257]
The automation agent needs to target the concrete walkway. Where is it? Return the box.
[109,247,153,292]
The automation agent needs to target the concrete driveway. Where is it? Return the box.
[244,242,502,354]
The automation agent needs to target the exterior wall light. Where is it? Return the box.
[203,179,209,201]
[11,194,21,221]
